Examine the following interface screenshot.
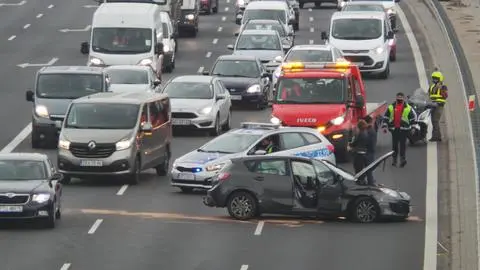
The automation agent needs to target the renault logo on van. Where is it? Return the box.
[87,141,96,150]
[297,118,317,123]
[5,193,16,198]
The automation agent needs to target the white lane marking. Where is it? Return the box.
[36,13,43,18]
[0,0,26,6]
[197,66,204,73]
[206,52,212,58]
[240,265,249,270]
[7,35,16,41]
[222,16,226,21]
[60,263,71,270]
[309,39,314,44]
[225,7,229,11]
[47,4,54,8]
[17,57,59,68]
[254,221,264,235]
[397,7,437,270]
[88,219,103,234]
[309,17,313,22]
[83,4,98,8]
[212,38,218,44]
[309,27,314,33]
[308,8,312,11]
[23,24,30,29]
[226,0,230,3]
[0,124,31,153]
[217,26,223,32]
[116,185,128,196]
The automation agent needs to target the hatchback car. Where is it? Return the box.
[104,65,161,92]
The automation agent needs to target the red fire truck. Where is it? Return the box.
[270,61,387,162]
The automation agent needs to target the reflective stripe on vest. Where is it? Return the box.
[387,104,412,129]
[429,84,446,104]
[266,144,274,153]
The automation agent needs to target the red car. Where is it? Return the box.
[201,0,219,14]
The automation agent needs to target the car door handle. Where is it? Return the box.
[254,176,264,181]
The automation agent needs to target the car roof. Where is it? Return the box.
[95,2,158,15]
[73,91,168,105]
[289,44,334,51]
[170,75,213,83]
[216,55,258,61]
[246,1,288,9]
[245,19,282,24]
[38,66,105,74]
[344,1,385,5]
[0,153,48,161]
[231,155,311,163]
[332,10,386,19]
[104,65,151,72]
[240,29,278,35]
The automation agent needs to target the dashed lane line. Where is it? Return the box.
[60,263,71,270]
[116,185,128,196]
[309,39,314,44]
[254,221,264,235]
[206,52,212,58]
[197,66,204,73]
[87,219,103,234]
[222,16,226,21]
[309,27,314,33]
[47,4,54,8]
[225,7,229,11]
[23,24,30,29]
[240,265,249,270]
[36,13,43,18]
[8,35,16,41]
[309,17,313,22]
[218,26,223,32]
[212,38,218,44]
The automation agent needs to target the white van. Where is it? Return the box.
[321,11,393,79]
[80,3,165,77]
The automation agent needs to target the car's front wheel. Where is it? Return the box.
[227,191,258,220]
[350,197,379,223]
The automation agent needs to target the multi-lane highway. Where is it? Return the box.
[0,0,430,269]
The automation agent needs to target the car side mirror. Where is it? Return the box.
[274,55,283,62]
[321,31,328,40]
[141,122,153,135]
[227,44,234,50]
[202,70,210,75]
[355,94,365,108]
[153,79,161,86]
[80,41,89,54]
[155,43,164,55]
[26,90,34,102]
[50,172,63,181]
[254,150,267,155]
[234,32,239,37]
[387,31,394,39]
[216,94,225,101]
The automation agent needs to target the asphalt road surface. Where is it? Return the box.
[0,0,427,269]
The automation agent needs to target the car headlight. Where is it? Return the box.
[32,193,51,203]
[199,106,213,115]
[270,116,281,125]
[380,188,400,198]
[373,46,384,54]
[58,139,70,150]
[246,84,261,93]
[138,58,153,66]
[35,105,49,118]
[330,115,345,125]
[206,163,225,172]
[386,8,394,14]
[185,14,195,20]
[89,57,104,66]
[116,139,132,151]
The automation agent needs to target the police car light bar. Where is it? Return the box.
[241,122,280,129]
[281,61,355,71]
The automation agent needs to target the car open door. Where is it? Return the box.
[313,160,343,214]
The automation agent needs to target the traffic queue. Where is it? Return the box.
[0,0,438,228]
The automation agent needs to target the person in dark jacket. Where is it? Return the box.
[348,119,369,184]
[364,115,377,185]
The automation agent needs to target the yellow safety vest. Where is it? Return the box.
[387,104,412,130]
[429,83,446,104]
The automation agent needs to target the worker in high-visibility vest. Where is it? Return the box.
[428,69,448,142]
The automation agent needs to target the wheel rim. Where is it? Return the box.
[230,195,254,218]
[356,200,377,222]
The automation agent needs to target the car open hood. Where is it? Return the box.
[272,104,346,126]
[0,180,44,193]
[177,150,239,165]
[355,151,394,180]
[109,84,151,93]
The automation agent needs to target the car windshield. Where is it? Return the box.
[0,160,47,180]
[236,34,281,50]
[36,74,103,99]
[91,27,152,54]
[244,9,286,23]
[212,60,260,78]
[276,78,346,104]
[332,18,382,40]
[343,4,384,11]
[163,82,213,99]
[245,22,286,37]
[106,69,149,84]
[199,132,262,153]
[285,49,333,62]
[65,103,140,129]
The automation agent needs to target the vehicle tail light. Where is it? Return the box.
[217,172,231,181]
[327,144,335,153]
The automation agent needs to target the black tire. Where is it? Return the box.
[378,62,390,79]
[31,135,41,149]
[128,158,141,185]
[222,110,231,131]
[350,197,380,223]
[43,203,56,229]
[389,53,396,62]
[294,23,299,31]
[227,191,258,220]
[209,115,221,136]
[155,148,170,176]
[180,187,193,193]
[61,175,71,185]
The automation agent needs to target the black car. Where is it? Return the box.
[179,0,200,37]
[0,153,63,228]
[236,19,295,51]
[203,151,411,223]
[203,55,272,109]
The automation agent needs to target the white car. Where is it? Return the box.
[104,65,161,92]
[322,11,393,79]
[162,75,232,136]
[338,0,399,30]
[272,44,344,86]
[239,0,295,31]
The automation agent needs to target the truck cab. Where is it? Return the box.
[270,61,387,162]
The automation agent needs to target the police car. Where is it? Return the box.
[171,122,336,192]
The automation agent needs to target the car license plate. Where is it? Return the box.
[231,95,242,100]
[80,160,103,167]
[353,62,364,67]
[0,205,23,212]
[177,173,195,180]
[172,119,191,125]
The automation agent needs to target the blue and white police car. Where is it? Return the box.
[171,122,336,192]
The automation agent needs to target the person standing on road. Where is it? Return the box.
[348,119,369,184]
[364,115,377,185]
[382,92,416,168]
[428,68,448,142]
